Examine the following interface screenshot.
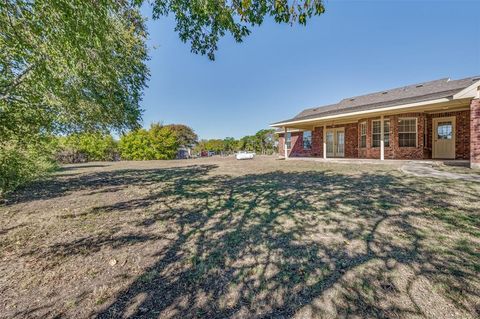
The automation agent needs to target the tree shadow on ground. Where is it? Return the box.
[59,164,111,171]
[68,167,478,318]
[6,164,479,318]
[4,164,218,204]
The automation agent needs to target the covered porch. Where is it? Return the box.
[274,94,480,168]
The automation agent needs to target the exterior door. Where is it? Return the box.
[326,128,345,158]
[336,131,345,157]
[433,116,455,159]
[326,131,334,157]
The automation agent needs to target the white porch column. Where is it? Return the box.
[284,126,288,159]
[380,115,385,161]
[323,125,327,159]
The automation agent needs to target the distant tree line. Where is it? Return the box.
[51,126,277,165]
[52,123,198,163]
[194,129,278,155]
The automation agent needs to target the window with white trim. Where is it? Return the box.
[360,122,367,148]
[372,120,390,148]
[303,131,312,149]
[398,118,417,147]
[285,132,291,149]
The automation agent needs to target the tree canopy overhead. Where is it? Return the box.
[1,0,149,141]
[149,0,325,59]
[0,0,149,193]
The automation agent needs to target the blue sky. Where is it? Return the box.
[139,0,480,140]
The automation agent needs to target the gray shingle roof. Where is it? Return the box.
[272,76,480,125]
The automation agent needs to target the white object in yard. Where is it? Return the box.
[236,151,255,160]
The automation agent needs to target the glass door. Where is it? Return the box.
[336,131,345,157]
[326,131,334,157]
[325,128,345,158]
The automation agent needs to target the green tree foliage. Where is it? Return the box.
[0,139,57,196]
[1,0,149,138]
[0,0,148,193]
[194,139,224,154]
[118,129,152,160]
[149,0,325,60]
[164,124,198,147]
[223,137,238,153]
[119,123,179,160]
[56,133,118,163]
[195,129,277,155]
[255,129,277,154]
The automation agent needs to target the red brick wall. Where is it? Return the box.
[393,113,426,160]
[358,114,425,160]
[311,127,324,157]
[290,132,307,156]
[278,127,324,157]
[278,132,303,157]
[278,107,473,160]
[344,123,358,158]
[425,110,470,160]
[471,99,480,168]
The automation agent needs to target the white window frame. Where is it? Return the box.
[359,122,367,148]
[398,117,418,148]
[303,131,312,150]
[372,119,390,148]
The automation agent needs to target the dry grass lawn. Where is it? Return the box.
[0,156,479,318]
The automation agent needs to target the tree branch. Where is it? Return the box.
[0,64,34,101]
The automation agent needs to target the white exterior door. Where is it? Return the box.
[433,116,455,159]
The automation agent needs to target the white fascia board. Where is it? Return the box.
[273,128,304,134]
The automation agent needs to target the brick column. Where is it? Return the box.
[471,99,480,169]
[312,126,323,157]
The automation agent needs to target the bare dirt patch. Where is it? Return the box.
[1,156,479,318]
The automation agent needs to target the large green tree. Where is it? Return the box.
[0,0,149,139]
[149,0,325,60]
[0,0,148,193]
[164,124,198,147]
[255,129,277,154]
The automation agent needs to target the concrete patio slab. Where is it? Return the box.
[282,157,480,182]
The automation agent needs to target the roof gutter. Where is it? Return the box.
[270,97,453,127]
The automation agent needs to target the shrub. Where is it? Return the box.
[55,133,118,163]
[0,141,57,196]
[119,124,179,160]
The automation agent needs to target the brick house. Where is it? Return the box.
[271,76,480,168]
